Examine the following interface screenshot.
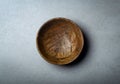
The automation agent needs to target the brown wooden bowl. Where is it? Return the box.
[36,17,84,65]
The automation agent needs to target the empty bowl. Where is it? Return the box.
[36,17,84,65]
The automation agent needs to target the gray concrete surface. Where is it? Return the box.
[0,0,120,84]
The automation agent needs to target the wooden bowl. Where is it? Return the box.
[36,18,84,65]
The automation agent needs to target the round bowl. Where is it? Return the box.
[36,17,84,65]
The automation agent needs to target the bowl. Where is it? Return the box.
[36,17,84,65]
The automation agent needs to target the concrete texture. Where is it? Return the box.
[0,0,120,84]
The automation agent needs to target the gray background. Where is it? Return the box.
[0,0,120,84]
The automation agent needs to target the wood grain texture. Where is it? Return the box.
[36,18,84,65]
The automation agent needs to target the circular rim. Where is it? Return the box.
[36,17,84,65]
